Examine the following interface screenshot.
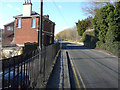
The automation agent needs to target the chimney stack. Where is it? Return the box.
[23,0,32,16]
[44,15,49,19]
[24,0,26,4]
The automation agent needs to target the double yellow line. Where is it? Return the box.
[69,54,86,90]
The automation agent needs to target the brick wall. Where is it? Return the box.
[43,20,55,46]
[14,17,55,46]
[15,18,39,45]
[3,22,15,46]
[4,22,14,36]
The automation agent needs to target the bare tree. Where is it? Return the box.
[82,1,109,16]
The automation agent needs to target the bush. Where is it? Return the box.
[83,34,98,49]
[96,41,106,49]
[106,42,120,57]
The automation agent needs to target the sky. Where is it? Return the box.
[0,0,118,35]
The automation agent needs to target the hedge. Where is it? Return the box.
[96,41,120,57]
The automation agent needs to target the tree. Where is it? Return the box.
[76,16,93,36]
[106,2,120,43]
[82,2,107,16]
[55,27,78,41]
[92,3,115,43]
[114,2,120,41]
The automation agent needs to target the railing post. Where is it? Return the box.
[17,56,20,88]
[28,53,31,87]
[8,59,10,88]
[2,60,4,89]
[21,55,23,88]
[26,54,28,88]
[24,57,25,88]
[43,47,46,81]
[13,58,15,88]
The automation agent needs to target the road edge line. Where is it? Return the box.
[68,51,86,90]
[66,51,81,89]
[72,59,86,90]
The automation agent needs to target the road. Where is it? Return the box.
[61,41,119,88]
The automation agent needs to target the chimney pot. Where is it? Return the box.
[24,0,26,4]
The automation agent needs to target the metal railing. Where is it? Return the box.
[1,43,60,89]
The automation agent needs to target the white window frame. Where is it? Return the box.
[18,18,21,28]
[32,18,36,28]
[7,26,13,31]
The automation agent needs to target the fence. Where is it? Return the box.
[1,43,60,89]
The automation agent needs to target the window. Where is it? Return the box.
[7,26,13,31]
[32,18,36,28]
[18,18,21,28]
[51,24,53,33]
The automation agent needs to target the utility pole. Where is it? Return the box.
[38,0,43,50]
[39,0,43,75]
[0,29,2,60]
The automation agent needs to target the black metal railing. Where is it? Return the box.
[1,43,60,89]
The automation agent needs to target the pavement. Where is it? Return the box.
[46,41,119,89]
[46,45,70,88]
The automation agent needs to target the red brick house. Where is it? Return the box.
[3,0,55,47]
[3,21,15,47]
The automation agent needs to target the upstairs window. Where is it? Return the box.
[32,18,36,28]
[7,26,13,31]
[51,24,53,33]
[18,18,21,28]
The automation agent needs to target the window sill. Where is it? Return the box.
[32,27,36,29]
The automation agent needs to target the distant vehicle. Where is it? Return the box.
[54,39,58,43]
[0,71,30,89]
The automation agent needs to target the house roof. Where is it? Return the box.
[4,21,15,26]
[13,11,55,24]
[13,11,40,18]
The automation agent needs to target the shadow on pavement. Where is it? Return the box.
[46,52,61,88]
[61,42,91,50]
